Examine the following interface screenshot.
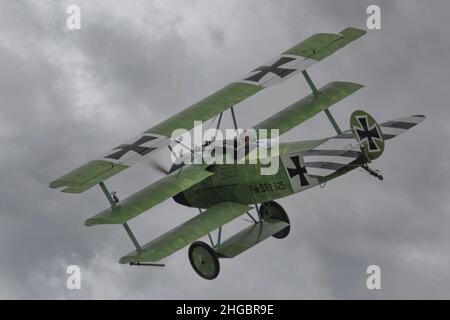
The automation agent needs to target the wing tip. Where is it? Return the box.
[84,219,95,227]
[340,27,367,37]
[84,213,122,227]
[326,81,365,93]
[332,81,365,89]
[49,179,71,189]
[411,114,426,125]
[118,255,146,264]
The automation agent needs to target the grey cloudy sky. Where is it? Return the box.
[0,0,449,299]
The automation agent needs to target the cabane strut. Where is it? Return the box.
[301,70,342,135]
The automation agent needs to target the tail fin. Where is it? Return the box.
[350,110,384,161]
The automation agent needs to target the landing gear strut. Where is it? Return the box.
[188,201,290,279]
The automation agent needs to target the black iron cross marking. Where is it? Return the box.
[105,136,158,160]
[244,57,297,83]
[354,116,382,151]
[287,156,309,186]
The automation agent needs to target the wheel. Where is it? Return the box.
[188,241,220,280]
[259,201,290,239]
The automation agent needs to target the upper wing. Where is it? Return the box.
[119,202,251,263]
[50,27,366,194]
[85,164,214,226]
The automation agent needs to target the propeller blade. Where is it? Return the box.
[144,158,169,175]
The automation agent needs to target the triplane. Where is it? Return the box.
[50,27,425,279]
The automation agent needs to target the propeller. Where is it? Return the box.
[141,141,189,175]
[145,158,170,175]
[143,144,185,175]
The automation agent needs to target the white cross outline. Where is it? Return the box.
[353,115,383,153]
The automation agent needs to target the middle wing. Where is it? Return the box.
[253,81,363,135]
[84,164,214,226]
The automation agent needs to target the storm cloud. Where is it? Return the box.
[0,0,449,299]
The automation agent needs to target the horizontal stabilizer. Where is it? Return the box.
[85,164,213,226]
[379,115,425,140]
[299,114,425,178]
[253,81,363,136]
[119,202,251,263]
[216,219,289,259]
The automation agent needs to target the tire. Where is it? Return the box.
[188,241,220,280]
[259,201,290,239]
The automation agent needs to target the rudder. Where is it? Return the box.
[350,110,384,161]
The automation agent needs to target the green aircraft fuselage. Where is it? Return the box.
[176,110,390,209]
[174,146,366,208]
